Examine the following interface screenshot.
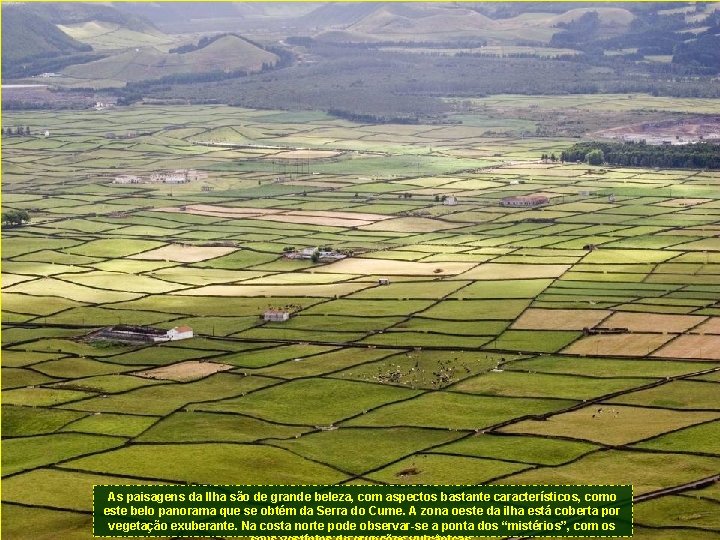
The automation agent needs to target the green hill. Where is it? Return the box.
[311,4,634,44]
[1,2,158,78]
[58,21,175,52]
[1,6,92,68]
[19,3,155,32]
[60,35,279,87]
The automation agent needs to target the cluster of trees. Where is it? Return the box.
[169,34,224,54]
[540,153,558,163]
[2,209,31,228]
[561,141,720,169]
[673,34,720,72]
[550,11,601,48]
[326,108,431,125]
[1,5,95,78]
[2,126,31,136]
[287,36,489,50]
[142,42,720,122]
[548,7,720,75]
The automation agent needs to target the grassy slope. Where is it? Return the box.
[57,21,174,51]
[60,35,278,84]
[1,7,91,64]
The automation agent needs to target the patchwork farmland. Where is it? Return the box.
[2,100,720,539]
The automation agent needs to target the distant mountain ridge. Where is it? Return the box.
[1,6,95,77]
[1,3,158,78]
[17,2,156,32]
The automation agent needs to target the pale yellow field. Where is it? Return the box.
[460,263,570,280]
[156,205,390,227]
[173,282,372,297]
[359,217,467,232]
[258,214,375,227]
[135,361,234,381]
[272,150,342,159]
[131,244,238,263]
[692,317,720,335]
[500,405,720,445]
[3,278,142,303]
[657,198,713,207]
[316,258,476,276]
[602,312,707,333]
[563,333,673,357]
[511,308,611,330]
[653,335,720,360]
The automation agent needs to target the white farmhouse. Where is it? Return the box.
[264,309,291,322]
[166,326,194,340]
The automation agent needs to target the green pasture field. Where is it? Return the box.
[3,101,720,539]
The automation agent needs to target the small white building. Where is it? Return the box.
[378,278,390,285]
[443,195,458,206]
[166,326,194,340]
[113,174,142,184]
[264,309,291,322]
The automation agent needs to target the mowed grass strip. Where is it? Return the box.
[136,411,310,443]
[316,258,475,276]
[491,330,582,353]
[504,355,703,378]
[172,282,373,297]
[419,299,531,320]
[433,433,597,465]
[449,279,553,299]
[2,367,57,389]
[60,373,274,415]
[109,295,320,316]
[452,371,649,400]
[192,378,420,425]
[2,504,93,540]
[361,331,492,349]
[3,278,143,303]
[66,239,165,258]
[256,348,401,379]
[633,420,720,455]
[2,406,88,437]
[33,357,138,378]
[3,433,126,476]
[367,453,530,485]
[62,443,348,484]
[511,308,611,330]
[344,392,574,430]
[59,271,187,294]
[635,495,720,531]
[459,263,570,280]
[273,427,462,475]
[563,333,674,357]
[2,468,171,512]
[346,280,470,299]
[60,413,158,437]
[220,344,337,368]
[3,387,95,407]
[496,450,720,495]
[302,299,435,317]
[606,380,720,410]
